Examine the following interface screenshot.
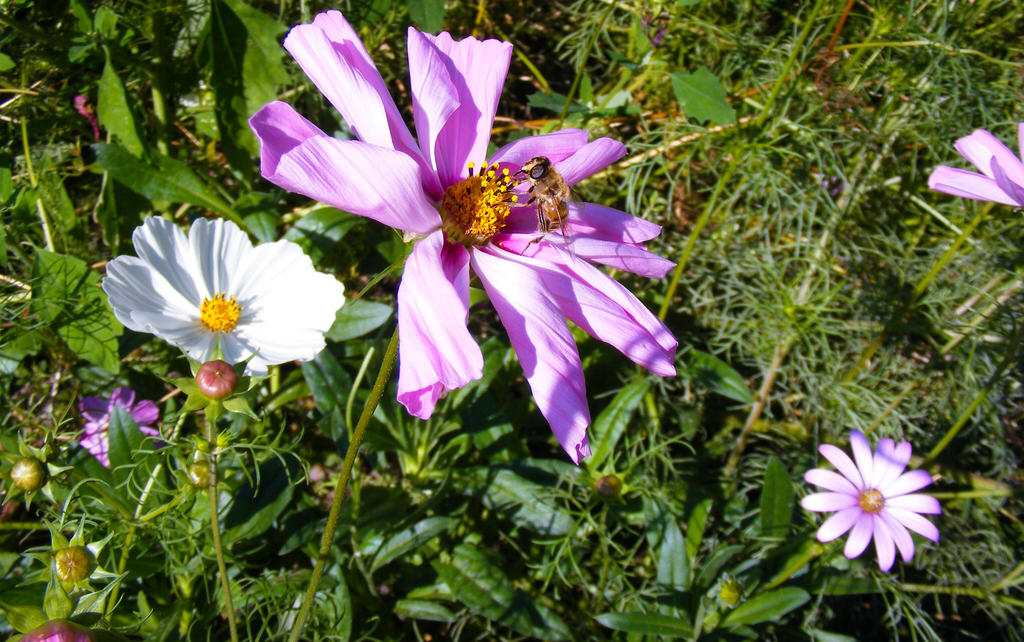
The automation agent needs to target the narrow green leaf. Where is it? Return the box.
[683,349,753,403]
[686,498,713,564]
[394,599,457,623]
[37,173,76,235]
[327,300,393,342]
[721,587,810,627]
[595,612,694,637]
[300,348,352,418]
[93,143,242,225]
[370,516,457,573]
[434,544,570,640]
[587,379,650,471]
[93,6,118,39]
[223,456,299,544]
[98,53,145,157]
[0,583,47,632]
[451,467,574,536]
[670,67,736,125]
[406,0,445,32]
[283,208,363,264]
[645,497,690,590]
[760,457,794,538]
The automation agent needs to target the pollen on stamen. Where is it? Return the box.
[858,488,885,514]
[200,292,242,332]
[440,161,518,245]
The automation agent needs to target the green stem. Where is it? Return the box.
[20,114,54,251]
[0,522,49,531]
[208,418,239,642]
[923,320,1023,467]
[558,2,616,126]
[658,163,738,321]
[287,328,400,642]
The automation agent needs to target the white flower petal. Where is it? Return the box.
[871,515,896,571]
[816,507,861,542]
[801,492,858,512]
[885,493,941,515]
[843,515,874,559]
[849,429,874,489]
[818,443,863,489]
[883,469,934,498]
[804,468,859,495]
[878,510,916,563]
[874,438,911,489]
[885,507,940,542]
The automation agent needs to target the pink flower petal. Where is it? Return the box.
[570,203,663,244]
[131,400,160,427]
[407,28,460,187]
[396,232,483,419]
[489,128,591,167]
[564,236,675,278]
[471,248,591,463]
[413,30,512,187]
[251,105,440,235]
[843,514,874,559]
[954,129,1024,186]
[885,506,940,542]
[800,491,858,512]
[803,468,859,495]
[849,429,875,488]
[816,507,860,542]
[878,510,916,563]
[558,138,627,186]
[284,12,435,194]
[818,443,863,489]
[885,493,941,515]
[928,166,1021,206]
[871,515,896,571]
[883,469,933,498]
[990,157,1024,204]
[873,439,911,490]
[1018,123,1024,161]
[109,387,136,408]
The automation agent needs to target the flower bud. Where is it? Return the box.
[21,619,94,642]
[196,360,237,400]
[719,578,743,606]
[187,462,211,488]
[11,457,47,492]
[54,546,96,584]
[594,474,622,499]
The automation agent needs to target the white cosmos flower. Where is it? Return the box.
[102,216,345,375]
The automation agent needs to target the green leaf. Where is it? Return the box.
[587,379,650,471]
[451,467,574,536]
[0,52,14,72]
[72,572,127,615]
[300,348,352,419]
[93,6,118,38]
[394,598,457,623]
[0,151,12,203]
[683,349,753,403]
[406,0,445,32]
[645,497,690,590]
[370,516,457,573]
[223,456,299,543]
[686,498,713,565]
[669,67,736,125]
[98,53,145,157]
[93,143,241,225]
[283,208,363,264]
[759,457,794,538]
[594,612,694,637]
[0,583,47,633]
[434,544,570,640]
[30,249,122,371]
[37,173,76,235]
[327,300,393,342]
[721,587,810,627]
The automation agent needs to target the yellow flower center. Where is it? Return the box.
[440,162,518,245]
[858,488,884,514]
[200,293,242,332]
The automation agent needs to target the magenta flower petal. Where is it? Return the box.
[570,203,663,244]
[815,507,861,542]
[871,516,896,571]
[800,492,858,512]
[78,396,108,414]
[843,515,874,559]
[563,237,676,278]
[990,157,1024,204]
[248,102,325,184]
[130,400,160,427]
[818,443,863,489]
[558,138,627,186]
[927,166,1021,205]
[803,468,859,495]
[849,429,874,488]
[879,510,916,563]
[884,469,934,497]
[886,493,942,515]
[489,128,591,167]
[472,249,591,463]
[887,506,940,542]
[397,231,483,419]
[251,113,440,234]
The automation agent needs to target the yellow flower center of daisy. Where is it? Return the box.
[858,488,884,514]
[440,161,518,245]
[200,293,242,332]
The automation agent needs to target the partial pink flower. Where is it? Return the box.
[250,11,677,463]
[73,95,100,141]
[78,387,160,467]
[928,124,1024,206]
[800,430,941,571]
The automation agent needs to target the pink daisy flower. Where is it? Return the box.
[800,429,941,571]
[249,12,677,464]
[78,387,160,467]
[928,123,1024,206]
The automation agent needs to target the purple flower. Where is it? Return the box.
[800,430,941,571]
[249,11,677,463]
[928,124,1024,206]
[78,387,160,467]
[73,95,100,141]
[20,619,94,642]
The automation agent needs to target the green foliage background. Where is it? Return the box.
[1,0,1023,640]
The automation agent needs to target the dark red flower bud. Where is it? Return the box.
[196,360,237,400]
[11,457,47,492]
[594,474,622,499]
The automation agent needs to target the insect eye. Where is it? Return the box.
[529,164,547,180]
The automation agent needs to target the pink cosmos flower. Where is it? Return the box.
[249,11,677,464]
[928,124,1024,206]
[800,430,941,571]
[78,387,160,467]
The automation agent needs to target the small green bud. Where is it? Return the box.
[719,578,743,606]
[196,360,237,400]
[594,474,622,499]
[54,546,96,584]
[216,432,230,449]
[11,457,47,492]
[187,462,211,488]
